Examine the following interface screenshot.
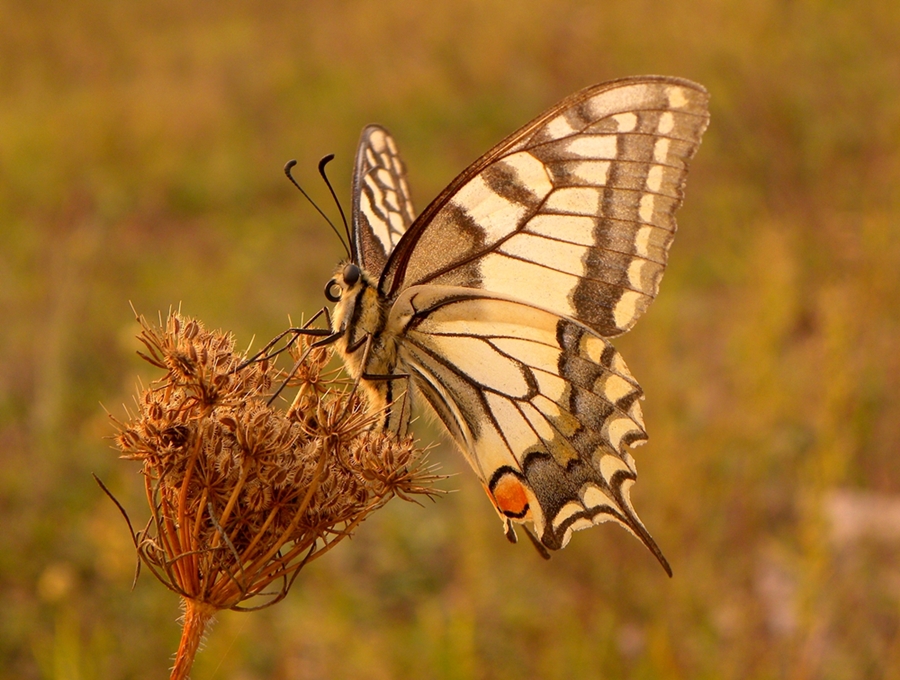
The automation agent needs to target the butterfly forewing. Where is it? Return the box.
[351,125,416,273]
[380,77,709,338]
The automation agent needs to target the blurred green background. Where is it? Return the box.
[3,1,900,678]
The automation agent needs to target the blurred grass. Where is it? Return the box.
[2,0,900,677]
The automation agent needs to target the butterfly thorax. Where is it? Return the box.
[330,263,387,367]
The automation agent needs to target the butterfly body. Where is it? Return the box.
[327,263,406,432]
[322,77,709,571]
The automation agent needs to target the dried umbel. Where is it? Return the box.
[106,312,440,679]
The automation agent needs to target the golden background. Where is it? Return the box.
[3,1,899,677]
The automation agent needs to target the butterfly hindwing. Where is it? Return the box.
[380,77,709,338]
[351,125,416,273]
[388,285,668,568]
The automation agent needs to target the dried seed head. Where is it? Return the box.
[110,311,442,613]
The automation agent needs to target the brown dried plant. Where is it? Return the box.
[104,312,440,679]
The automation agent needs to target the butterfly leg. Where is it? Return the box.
[238,307,334,370]
[266,326,343,406]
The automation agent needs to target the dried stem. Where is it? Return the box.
[170,599,216,680]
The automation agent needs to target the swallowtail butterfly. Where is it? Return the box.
[320,76,709,571]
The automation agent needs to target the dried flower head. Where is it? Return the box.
[105,311,441,679]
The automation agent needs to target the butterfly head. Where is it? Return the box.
[325,262,384,337]
[324,262,361,303]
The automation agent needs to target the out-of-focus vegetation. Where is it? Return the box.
[2,1,899,678]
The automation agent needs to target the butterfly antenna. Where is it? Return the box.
[317,154,354,261]
[284,159,351,260]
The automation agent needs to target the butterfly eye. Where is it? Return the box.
[343,263,361,286]
[324,279,342,302]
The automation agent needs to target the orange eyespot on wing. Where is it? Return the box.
[490,472,531,519]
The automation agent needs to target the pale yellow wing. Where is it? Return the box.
[381,77,709,338]
[388,285,669,571]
